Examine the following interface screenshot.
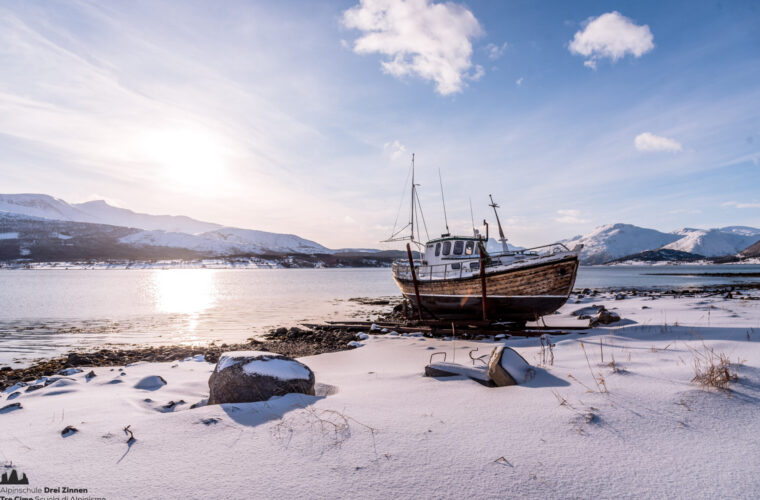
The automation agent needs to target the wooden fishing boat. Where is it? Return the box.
[386,155,582,323]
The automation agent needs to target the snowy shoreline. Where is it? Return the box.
[1,292,759,498]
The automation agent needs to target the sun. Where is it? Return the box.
[138,127,229,194]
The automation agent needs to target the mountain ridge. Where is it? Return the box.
[0,193,329,255]
[2,194,759,264]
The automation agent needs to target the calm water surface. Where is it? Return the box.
[1,265,759,365]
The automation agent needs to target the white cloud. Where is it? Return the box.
[515,77,524,86]
[384,140,407,160]
[569,11,654,69]
[342,0,483,95]
[485,42,508,60]
[467,64,485,81]
[723,201,760,209]
[555,209,589,224]
[634,132,683,152]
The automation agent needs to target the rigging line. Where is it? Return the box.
[414,187,430,241]
[438,168,449,234]
[390,222,411,239]
[389,160,413,239]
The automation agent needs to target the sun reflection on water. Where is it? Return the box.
[151,270,218,329]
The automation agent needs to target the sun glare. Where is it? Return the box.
[152,269,217,317]
[139,128,229,194]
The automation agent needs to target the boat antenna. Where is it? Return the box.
[469,198,477,237]
[438,168,450,236]
[488,194,509,253]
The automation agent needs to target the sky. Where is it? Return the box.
[0,0,758,249]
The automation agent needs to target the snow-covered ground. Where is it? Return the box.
[2,294,759,499]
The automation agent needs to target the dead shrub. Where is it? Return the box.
[690,345,742,390]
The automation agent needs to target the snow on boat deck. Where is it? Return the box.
[1,294,759,499]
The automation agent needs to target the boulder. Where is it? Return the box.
[572,305,605,317]
[134,375,167,390]
[208,351,315,405]
[487,346,534,387]
[595,309,621,325]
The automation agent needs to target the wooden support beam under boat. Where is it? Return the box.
[478,242,488,321]
[406,243,423,321]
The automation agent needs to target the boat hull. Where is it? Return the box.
[393,255,579,321]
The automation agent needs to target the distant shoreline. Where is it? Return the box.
[2,259,760,270]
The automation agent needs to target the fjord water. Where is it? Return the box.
[1,265,759,365]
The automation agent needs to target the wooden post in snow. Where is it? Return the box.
[406,243,423,321]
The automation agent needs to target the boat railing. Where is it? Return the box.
[392,242,573,281]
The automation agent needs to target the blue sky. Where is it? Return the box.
[0,0,758,248]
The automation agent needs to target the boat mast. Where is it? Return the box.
[438,168,450,237]
[489,194,509,253]
[382,153,428,249]
[410,154,415,243]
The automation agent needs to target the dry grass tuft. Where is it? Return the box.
[539,334,555,366]
[690,345,742,391]
[580,341,608,393]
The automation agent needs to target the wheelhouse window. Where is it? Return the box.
[453,240,464,255]
[435,243,441,256]
[442,241,451,255]
[465,241,474,255]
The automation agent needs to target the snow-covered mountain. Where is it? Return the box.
[0,193,329,255]
[74,200,221,234]
[0,194,97,223]
[563,224,682,264]
[0,194,220,234]
[565,223,760,263]
[662,227,760,257]
[740,240,760,258]
[120,227,328,255]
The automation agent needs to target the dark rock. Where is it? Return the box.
[61,425,78,437]
[572,305,605,317]
[595,310,621,325]
[162,400,185,410]
[208,351,315,405]
[0,402,22,413]
[85,370,96,379]
[25,384,44,392]
[134,375,167,390]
